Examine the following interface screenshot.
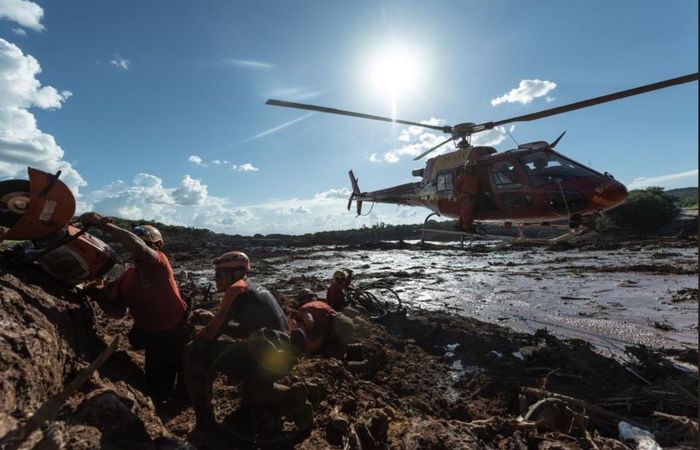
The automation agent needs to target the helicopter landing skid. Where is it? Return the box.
[419,228,482,247]
[420,212,488,247]
[515,223,588,243]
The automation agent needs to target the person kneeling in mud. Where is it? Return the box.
[183,251,311,430]
[291,289,355,359]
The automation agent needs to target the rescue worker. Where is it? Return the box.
[291,289,355,358]
[183,251,311,430]
[453,161,481,233]
[326,268,353,310]
[79,213,189,403]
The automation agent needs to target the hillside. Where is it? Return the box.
[665,186,698,207]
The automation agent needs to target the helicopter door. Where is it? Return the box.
[490,161,532,209]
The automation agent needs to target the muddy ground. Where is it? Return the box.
[0,234,698,449]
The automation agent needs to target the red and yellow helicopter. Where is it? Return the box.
[268,73,698,237]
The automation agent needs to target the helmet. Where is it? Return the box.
[214,251,251,272]
[296,288,316,302]
[333,270,346,280]
[132,225,163,246]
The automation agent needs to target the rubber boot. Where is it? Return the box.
[182,346,216,427]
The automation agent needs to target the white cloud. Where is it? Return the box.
[472,125,511,147]
[172,175,208,205]
[220,58,274,69]
[109,55,130,70]
[81,176,432,235]
[12,27,27,36]
[491,79,557,106]
[232,163,259,172]
[0,38,84,193]
[627,169,699,190]
[278,205,311,215]
[0,0,43,31]
[375,118,452,163]
[313,187,351,200]
[188,155,207,167]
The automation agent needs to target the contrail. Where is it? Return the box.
[238,112,314,144]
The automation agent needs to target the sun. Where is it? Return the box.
[364,43,425,117]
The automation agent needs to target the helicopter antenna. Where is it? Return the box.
[506,128,519,147]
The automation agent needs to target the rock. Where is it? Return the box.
[78,390,149,446]
[330,413,350,433]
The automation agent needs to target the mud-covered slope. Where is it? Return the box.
[0,266,191,449]
[1,244,698,449]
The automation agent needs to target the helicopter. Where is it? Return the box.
[267,73,698,237]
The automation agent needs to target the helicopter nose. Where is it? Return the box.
[606,180,628,206]
[592,179,627,209]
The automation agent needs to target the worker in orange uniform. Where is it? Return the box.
[183,251,310,430]
[326,268,353,310]
[292,289,355,358]
[79,213,190,403]
[453,161,481,233]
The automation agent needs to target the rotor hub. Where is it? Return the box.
[452,122,477,136]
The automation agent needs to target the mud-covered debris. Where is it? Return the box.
[654,321,676,331]
[619,421,662,450]
[671,287,698,303]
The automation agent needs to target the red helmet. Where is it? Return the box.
[213,251,251,272]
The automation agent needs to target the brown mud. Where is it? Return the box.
[0,235,698,449]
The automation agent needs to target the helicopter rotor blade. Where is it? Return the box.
[412,136,454,161]
[474,73,699,132]
[266,99,451,133]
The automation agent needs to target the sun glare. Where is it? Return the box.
[365,43,424,118]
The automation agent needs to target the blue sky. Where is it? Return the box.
[0,0,697,235]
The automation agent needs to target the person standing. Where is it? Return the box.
[80,213,189,403]
[454,162,481,232]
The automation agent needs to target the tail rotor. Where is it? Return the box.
[348,170,363,215]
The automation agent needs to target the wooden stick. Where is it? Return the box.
[521,386,645,429]
[652,411,699,437]
[0,336,120,449]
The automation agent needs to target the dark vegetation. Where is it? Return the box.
[594,186,687,234]
[665,186,699,207]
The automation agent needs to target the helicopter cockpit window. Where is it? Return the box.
[436,172,454,192]
[521,151,596,186]
[491,162,522,189]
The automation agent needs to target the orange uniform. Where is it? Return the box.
[113,251,187,333]
[453,169,480,232]
[296,301,337,353]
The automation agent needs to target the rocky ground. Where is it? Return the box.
[0,234,698,449]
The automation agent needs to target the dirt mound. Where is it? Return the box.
[0,265,190,449]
